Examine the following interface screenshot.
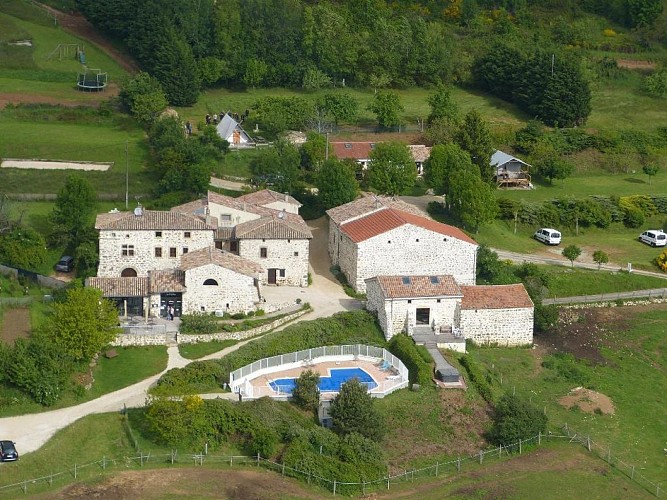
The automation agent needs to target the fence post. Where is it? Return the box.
[362,482,366,495]
[282,463,285,475]
[587,436,591,452]
[103,456,106,470]
[205,442,208,455]
[479,450,483,464]
[333,480,336,496]
[230,456,233,466]
[519,439,522,454]
[498,444,502,457]
[607,447,611,462]
[387,475,390,490]
[49,472,53,487]
[538,431,541,446]
[631,465,635,479]
[22,480,27,494]
[457,456,461,472]
[74,463,77,479]
[200,454,203,466]
[435,461,439,476]
[257,453,260,466]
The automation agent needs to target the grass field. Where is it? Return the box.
[468,303,667,484]
[178,339,238,360]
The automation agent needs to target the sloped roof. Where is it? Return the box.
[180,246,263,277]
[149,270,186,293]
[408,145,432,163]
[460,284,533,310]
[490,150,531,168]
[368,275,462,298]
[95,210,211,231]
[326,193,427,225]
[340,208,477,245]
[330,141,375,161]
[216,113,253,143]
[237,189,302,208]
[235,217,312,239]
[86,277,148,297]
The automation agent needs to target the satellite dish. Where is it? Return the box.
[278,210,285,219]
[133,206,143,216]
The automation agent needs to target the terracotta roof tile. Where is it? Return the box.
[234,217,312,239]
[180,246,263,277]
[369,275,462,298]
[237,189,302,207]
[326,193,427,225]
[460,284,533,310]
[95,210,211,231]
[86,277,148,297]
[407,145,432,163]
[330,141,374,160]
[149,270,186,293]
[340,208,477,245]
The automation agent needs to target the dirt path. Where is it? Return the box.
[35,2,139,74]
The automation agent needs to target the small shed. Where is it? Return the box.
[491,150,532,188]
[216,114,254,148]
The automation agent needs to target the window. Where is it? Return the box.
[437,299,441,303]
[155,247,162,258]
[407,299,412,304]
[401,276,411,285]
[203,278,218,285]
[230,241,238,252]
[430,276,439,284]
[182,247,188,254]
[387,240,391,244]
[260,247,268,258]
[155,231,162,238]
[170,247,177,258]
[416,239,420,242]
[121,244,134,257]
[220,214,231,222]
[279,269,286,277]
[344,143,352,149]
[184,231,191,238]
[370,143,376,149]
[294,251,299,257]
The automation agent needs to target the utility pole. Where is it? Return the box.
[125,141,129,209]
[551,54,555,77]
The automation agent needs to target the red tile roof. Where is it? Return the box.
[95,210,210,231]
[460,284,533,310]
[180,246,263,277]
[237,189,301,207]
[340,208,477,245]
[326,193,427,225]
[330,142,375,161]
[369,275,462,298]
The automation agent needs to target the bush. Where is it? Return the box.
[459,355,493,403]
[488,393,548,446]
[179,313,218,334]
[387,334,433,387]
[541,352,589,385]
[623,206,645,228]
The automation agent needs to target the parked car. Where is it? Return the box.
[534,228,562,245]
[638,230,667,247]
[0,441,18,462]
[55,255,74,272]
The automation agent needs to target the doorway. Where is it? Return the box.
[416,308,430,325]
[268,268,277,284]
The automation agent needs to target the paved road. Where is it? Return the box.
[0,216,357,457]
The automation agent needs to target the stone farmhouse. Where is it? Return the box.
[327,195,477,293]
[366,276,533,348]
[87,189,311,318]
[329,141,431,175]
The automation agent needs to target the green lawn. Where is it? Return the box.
[468,304,667,484]
[178,339,238,360]
[0,345,168,417]
[544,266,667,297]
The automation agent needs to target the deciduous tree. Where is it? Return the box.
[50,175,97,249]
[423,143,475,196]
[449,169,498,231]
[119,71,168,125]
[329,378,386,442]
[292,369,320,413]
[562,244,582,268]
[368,141,415,196]
[642,164,659,184]
[367,91,403,128]
[489,393,548,445]
[592,250,609,269]
[316,159,359,210]
[45,287,120,362]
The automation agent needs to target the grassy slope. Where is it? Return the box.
[469,305,667,483]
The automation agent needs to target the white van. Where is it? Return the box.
[638,230,667,247]
[534,228,562,245]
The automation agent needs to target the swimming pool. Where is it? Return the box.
[269,367,377,394]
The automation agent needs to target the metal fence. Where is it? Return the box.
[120,324,167,335]
[229,344,408,398]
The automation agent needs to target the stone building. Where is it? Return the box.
[172,189,311,286]
[365,276,534,348]
[327,195,477,293]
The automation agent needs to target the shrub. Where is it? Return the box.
[292,369,320,413]
[179,313,218,334]
[541,352,589,385]
[459,355,493,403]
[387,334,433,387]
[623,206,645,228]
[488,393,548,446]
[656,249,667,272]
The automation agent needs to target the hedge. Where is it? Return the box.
[387,334,433,387]
[459,355,494,404]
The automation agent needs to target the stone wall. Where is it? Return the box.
[239,238,309,286]
[183,263,259,314]
[98,228,213,277]
[460,307,533,346]
[381,296,460,340]
[328,221,341,265]
[340,224,477,293]
[111,308,309,346]
[207,203,260,228]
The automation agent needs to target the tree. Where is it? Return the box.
[50,175,97,249]
[150,26,201,106]
[537,157,574,184]
[449,169,498,231]
[250,139,301,193]
[329,378,386,442]
[302,68,331,90]
[243,58,268,89]
[367,91,403,128]
[423,143,475,196]
[368,141,416,196]
[119,72,168,125]
[642,164,659,184]
[488,393,548,446]
[292,369,320,413]
[643,70,667,97]
[476,244,517,285]
[319,93,358,126]
[45,287,120,362]
[0,225,46,270]
[592,250,609,270]
[562,244,582,268]
[316,159,359,210]
[455,109,494,182]
[300,132,327,170]
[427,84,459,124]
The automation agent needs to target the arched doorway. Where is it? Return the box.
[121,268,137,277]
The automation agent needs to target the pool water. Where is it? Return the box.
[270,367,377,394]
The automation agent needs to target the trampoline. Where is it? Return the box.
[270,368,377,394]
[77,68,107,92]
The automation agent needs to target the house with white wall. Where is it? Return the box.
[327,195,477,293]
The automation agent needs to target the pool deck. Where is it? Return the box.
[248,359,401,400]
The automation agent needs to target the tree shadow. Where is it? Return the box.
[624,178,646,184]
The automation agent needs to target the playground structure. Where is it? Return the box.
[47,43,85,62]
[77,68,108,92]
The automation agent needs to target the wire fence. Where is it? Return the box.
[3,427,660,497]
